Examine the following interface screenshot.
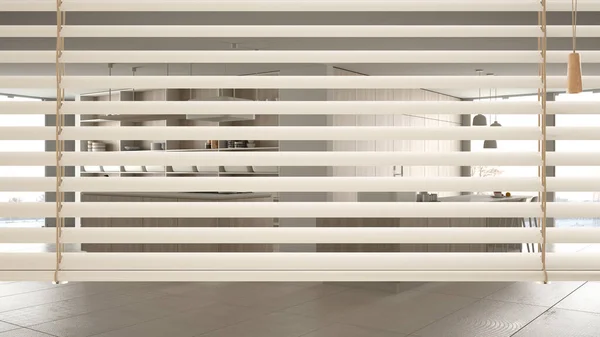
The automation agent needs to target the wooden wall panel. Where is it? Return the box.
[110,196,144,253]
[218,197,273,252]
[81,194,112,252]
[143,197,178,252]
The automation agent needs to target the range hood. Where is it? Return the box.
[186,95,255,123]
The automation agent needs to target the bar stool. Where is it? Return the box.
[522,196,539,252]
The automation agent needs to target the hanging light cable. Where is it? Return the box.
[567,0,583,93]
[472,69,487,126]
[484,73,499,149]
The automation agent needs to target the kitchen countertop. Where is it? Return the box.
[82,192,272,200]
[438,195,530,202]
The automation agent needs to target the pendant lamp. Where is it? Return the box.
[472,69,487,126]
[483,121,502,149]
[567,0,583,93]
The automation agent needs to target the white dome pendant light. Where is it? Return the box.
[472,69,487,126]
[484,79,501,149]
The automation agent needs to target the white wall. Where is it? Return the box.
[330,68,462,201]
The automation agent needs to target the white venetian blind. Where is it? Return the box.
[1,0,600,283]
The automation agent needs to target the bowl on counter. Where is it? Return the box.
[171,166,197,173]
[101,166,121,173]
[251,166,278,174]
[223,166,253,173]
[195,166,219,173]
[145,165,165,172]
[83,166,103,173]
[124,166,145,173]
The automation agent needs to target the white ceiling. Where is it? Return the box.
[2,11,600,99]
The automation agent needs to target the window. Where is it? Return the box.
[555,92,600,229]
[0,95,45,228]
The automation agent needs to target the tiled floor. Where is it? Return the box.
[1,242,599,336]
[0,279,596,337]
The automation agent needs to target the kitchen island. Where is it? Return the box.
[81,192,274,253]
[317,194,530,253]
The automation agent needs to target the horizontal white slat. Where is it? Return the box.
[547,178,600,192]
[4,252,597,272]
[0,50,549,64]
[0,101,56,114]
[5,50,600,65]
[6,0,600,13]
[546,127,600,140]
[8,177,600,193]
[550,272,600,282]
[547,153,600,166]
[62,76,542,89]
[0,271,545,282]
[547,203,600,218]
[71,50,544,64]
[2,0,545,12]
[68,101,542,116]
[546,228,600,244]
[0,76,55,88]
[0,227,543,244]
[3,25,599,39]
[0,202,542,218]
[1,75,542,89]
[0,101,541,116]
[0,50,594,64]
[2,100,598,117]
[0,25,544,38]
[547,76,600,89]
[0,270,595,282]
[2,75,596,90]
[0,126,542,141]
[0,177,543,193]
[0,152,543,166]
[0,51,55,63]
[548,253,600,271]
[547,50,600,63]
[547,101,600,115]
[8,125,600,141]
[0,252,541,271]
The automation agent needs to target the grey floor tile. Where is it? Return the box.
[206,283,327,308]
[301,323,407,337]
[28,295,213,337]
[249,284,349,311]
[485,282,583,307]
[91,302,268,337]
[282,288,390,321]
[0,329,55,337]
[413,299,547,337]
[0,285,166,326]
[152,282,304,308]
[0,322,19,334]
[152,282,223,296]
[416,282,512,299]
[0,283,136,314]
[338,291,477,334]
[512,308,600,337]
[197,312,325,337]
[556,282,600,313]
[0,282,73,298]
